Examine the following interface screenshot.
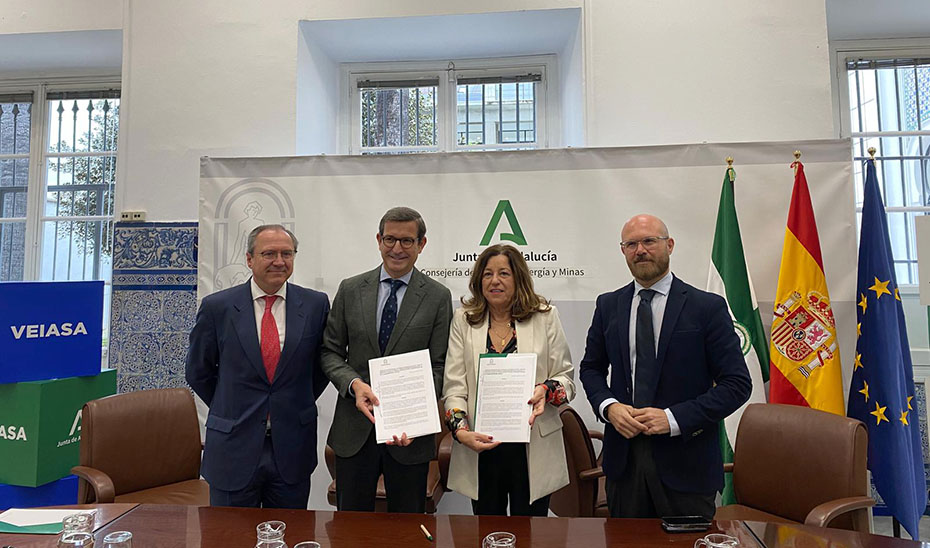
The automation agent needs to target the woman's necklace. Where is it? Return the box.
[489,320,513,348]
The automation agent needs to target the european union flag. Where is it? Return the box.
[847,158,928,538]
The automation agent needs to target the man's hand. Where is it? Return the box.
[351,379,379,424]
[630,407,670,435]
[527,384,547,426]
[606,402,648,438]
[386,432,414,446]
[456,430,501,454]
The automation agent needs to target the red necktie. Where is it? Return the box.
[261,295,281,382]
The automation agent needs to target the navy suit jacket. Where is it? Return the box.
[578,275,751,494]
[185,280,330,491]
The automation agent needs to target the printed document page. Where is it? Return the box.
[370,349,441,444]
[474,353,537,443]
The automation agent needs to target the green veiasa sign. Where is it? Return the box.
[0,369,116,487]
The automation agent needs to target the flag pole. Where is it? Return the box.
[726,156,735,183]
[868,146,876,161]
[792,150,801,174]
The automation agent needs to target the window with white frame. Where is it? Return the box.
[840,54,930,284]
[0,83,120,352]
[346,56,554,155]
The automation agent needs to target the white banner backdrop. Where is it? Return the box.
[199,140,855,512]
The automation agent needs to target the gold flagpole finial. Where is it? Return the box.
[726,157,735,182]
[792,150,802,175]
[726,156,733,166]
[868,147,877,160]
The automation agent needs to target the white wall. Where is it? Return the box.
[109,0,837,220]
[0,0,121,34]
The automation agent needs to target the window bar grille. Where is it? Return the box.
[498,83,503,144]
[11,104,19,198]
[532,84,537,143]
[65,100,80,280]
[415,88,420,147]
[481,85,486,146]
[52,101,64,278]
[464,85,470,145]
[515,83,520,143]
[379,93,385,147]
[399,90,405,148]
[917,65,924,132]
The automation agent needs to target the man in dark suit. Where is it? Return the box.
[579,214,751,519]
[322,206,452,513]
[186,224,329,508]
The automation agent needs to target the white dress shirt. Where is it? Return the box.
[250,278,286,352]
[599,271,681,436]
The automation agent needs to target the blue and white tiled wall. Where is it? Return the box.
[109,222,198,393]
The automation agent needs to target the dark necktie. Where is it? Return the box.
[379,279,405,355]
[634,289,657,407]
[260,295,281,382]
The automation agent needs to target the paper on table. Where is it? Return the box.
[474,353,537,443]
[370,348,441,444]
[0,508,96,534]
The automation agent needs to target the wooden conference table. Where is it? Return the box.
[0,504,922,548]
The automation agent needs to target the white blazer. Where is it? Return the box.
[442,304,575,503]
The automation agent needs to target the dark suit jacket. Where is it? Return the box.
[321,266,452,465]
[578,275,751,494]
[185,280,330,491]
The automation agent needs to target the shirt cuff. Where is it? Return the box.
[348,377,361,397]
[664,408,681,437]
[599,398,620,422]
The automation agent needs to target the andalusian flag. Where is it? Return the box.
[769,161,844,414]
[706,166,770,504]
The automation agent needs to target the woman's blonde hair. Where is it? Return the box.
[462,244,550,325]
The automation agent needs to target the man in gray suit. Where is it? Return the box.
[322,206,453,513]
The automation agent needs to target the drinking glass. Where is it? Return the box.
[256,520,287,548]
[102,531,132,548]
[293,542,321,548]
[483,531,516,548]
[62,513,95,533]
[57,531,94,548]
[694,533,739,548]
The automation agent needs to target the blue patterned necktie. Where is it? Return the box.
[634,289,657,407]
[379,279,405,355]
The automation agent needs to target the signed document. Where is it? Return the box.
[370,349,441,444]
[474,353,537,443]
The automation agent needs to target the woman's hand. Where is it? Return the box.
[457,430,501,453]
[528,384,547,426]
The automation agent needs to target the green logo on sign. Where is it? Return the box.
[480,200,527,246]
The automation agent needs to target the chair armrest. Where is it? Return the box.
[437,432,453,489]
[324,445,336,479]
[70,466,116,503]
[578,465,604,482]
[588,429,603,440]
[723,462,734,473]
[804,496,876,528]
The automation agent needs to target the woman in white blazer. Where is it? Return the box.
[443,244,575,516]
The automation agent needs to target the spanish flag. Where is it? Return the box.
[769,161,844,414]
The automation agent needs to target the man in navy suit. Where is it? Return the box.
[186,224,330,508]
[579,214,750,519]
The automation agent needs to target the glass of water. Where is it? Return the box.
[483,531,516,548]
[102,531,133,548]
[58,531,94,548]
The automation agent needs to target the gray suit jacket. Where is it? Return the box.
[322,266,453,464]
